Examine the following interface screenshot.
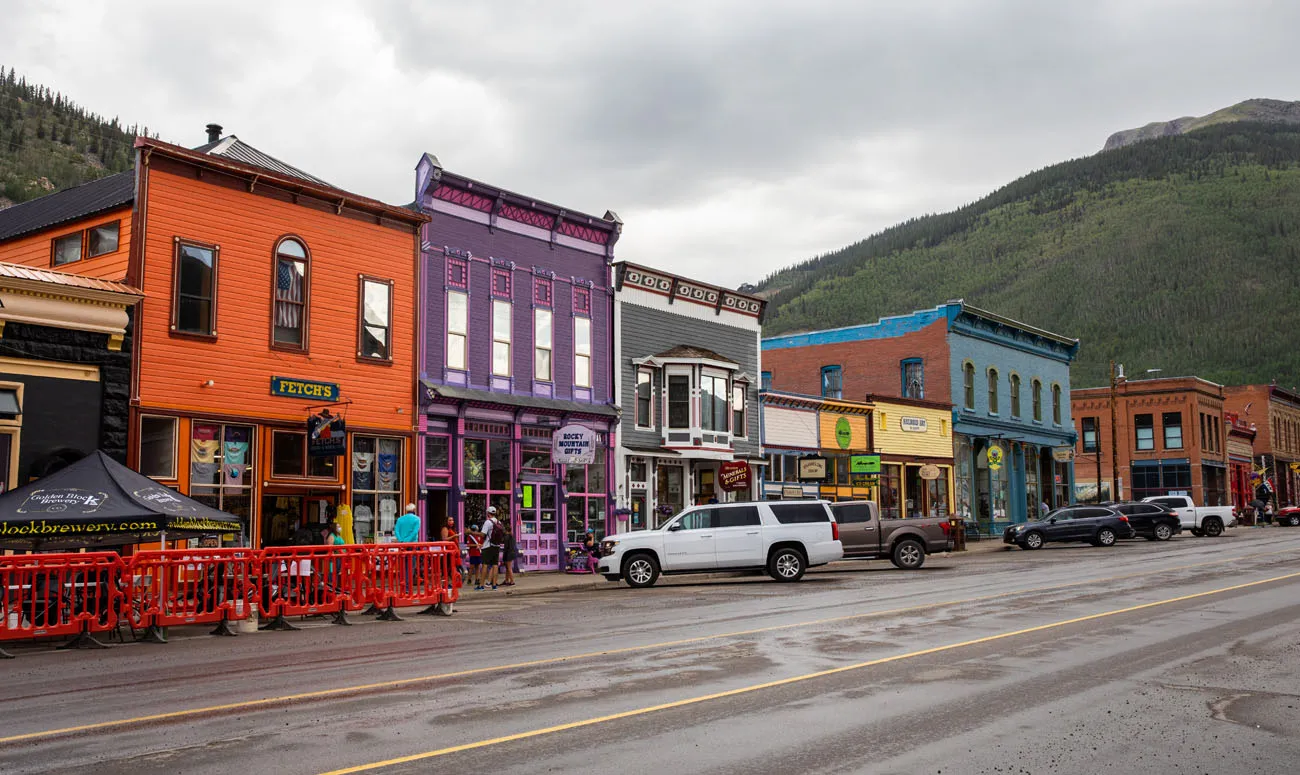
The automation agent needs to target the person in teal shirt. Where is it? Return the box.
[394,503,421,543]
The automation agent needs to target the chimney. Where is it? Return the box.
[205,123,223,143]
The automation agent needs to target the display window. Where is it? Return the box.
[463,437,512,534]
[565,444,607,542]
[189,421,254,545]
[352,435,403,543]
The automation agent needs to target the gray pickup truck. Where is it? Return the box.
[829,500,954,569]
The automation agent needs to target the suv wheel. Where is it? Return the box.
[1153,523,1174,541]
[1094,527,1117,547]
[891,539,926,570]
[1202,517,1224,537]
[1288,514,1300,527]
[623,554,660,589]
[1022,531,1045,550]
[768,547,806,582]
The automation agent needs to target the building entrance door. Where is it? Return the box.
[519,483,560,571]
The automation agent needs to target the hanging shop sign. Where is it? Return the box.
[1052,447,1076,462]
[781,486,806,499]
[918,464,942,480]
[850,454,882,475]
[798,457,827,481]
[900,416,928,433]
[834,417,853,449]
[987,444,1004,471]
[719,461,752,491]
[307,410,347,457]
[553,424,597,465]
[271,376,340,402]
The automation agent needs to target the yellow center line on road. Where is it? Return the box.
[319,569,1300,775]
[1,544,1295,746]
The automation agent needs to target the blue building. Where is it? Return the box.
[762,300,1080,533]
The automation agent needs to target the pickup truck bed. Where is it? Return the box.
[830,501,952,569]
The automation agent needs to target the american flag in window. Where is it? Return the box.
[274,252,306,346]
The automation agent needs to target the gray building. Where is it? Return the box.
[612,262,766,531]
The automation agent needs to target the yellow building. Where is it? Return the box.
[816,399,875,502]
[869,396,955,518]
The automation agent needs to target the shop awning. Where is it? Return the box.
[421,380,619,418]
[623,444,680,457]
[0,388,19,418]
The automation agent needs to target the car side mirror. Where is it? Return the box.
[1049,518,1057,524]
[668,523,684,532]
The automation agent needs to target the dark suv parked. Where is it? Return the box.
[1107,501,1182,541]
[1003,505,1135,550]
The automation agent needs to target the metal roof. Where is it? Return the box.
[196,136,331,187]
[0,261,143,298]
[421,381,619,418]
[0,172,135,244]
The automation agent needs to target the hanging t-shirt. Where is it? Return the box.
[378,497,398,534]
[352,452,374,491]
[377,453,398,491]
[190,439,221,483]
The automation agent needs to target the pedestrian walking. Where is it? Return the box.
[394,503,421,543]
[323,521,345,546]
[479,506,505,590]
[1251,496,1268,526]
[582,531,600,574]
[500,523,518,586]
[1039,499,1051,518]
[465,524,484,587]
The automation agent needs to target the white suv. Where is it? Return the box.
[598,501,843,588]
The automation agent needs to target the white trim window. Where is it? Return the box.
[574,316,592,388]
[732,382,746,437]
[492,299,512,377]
[635,369,653,428]
[666,368,691,429]
[447,291,468,371]
[700,371,729,432]
[534,308,553,382]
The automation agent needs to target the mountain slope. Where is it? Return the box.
[0,65,142,208]
[756,122,1300,389]
[1104,98,1300,151]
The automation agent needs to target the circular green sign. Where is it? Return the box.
[835,417,852,449]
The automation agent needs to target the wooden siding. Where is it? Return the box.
[0,206,133,281]
[136,165,418,431]
[818,412,869,452]
[874,401,953,459]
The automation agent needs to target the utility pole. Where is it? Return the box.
[1109,361,1121,501]
[1095,448,1103,504]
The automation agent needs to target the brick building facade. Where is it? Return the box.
[1223,384,1300,507]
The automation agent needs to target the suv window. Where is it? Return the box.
[1073,508,1112,519]
[830,503,873,524]
[1114,504,1136,515]
[1048,509,1073,520]
[717,506,761,528]
[768,502,831,524]
[1152,497,1185,508]
[675,510,716,530]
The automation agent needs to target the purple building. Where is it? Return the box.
[414,154,621,571]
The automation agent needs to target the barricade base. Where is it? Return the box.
[210,618,238,637]
[331,609,351,626]
[58,628,110,650]
[361,603,382,616]
[376,606,403,622]
[417,603,453,616]
[143,625,168,644]
[1,647,14,659]
[260,615,300,631]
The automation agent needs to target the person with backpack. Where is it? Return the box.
[479,506,505,590]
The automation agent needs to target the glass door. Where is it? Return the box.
[519,483,560,571]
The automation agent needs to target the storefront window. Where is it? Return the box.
[954,435,973,520]
[565,445,607,543]
[271,430,336,479]
[927,476,950,518]
[462,437,511,538]
[522,443,553,473]
[1025,446,1041,518]
[880,464,901,519]
[189,422,254,545]
[1054,460,1071,506]
[352,436,403,543]
[139,416,177,479]
[425,435,450,471]
[656,463,684,525]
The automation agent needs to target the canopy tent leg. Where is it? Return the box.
[59,624,109,650]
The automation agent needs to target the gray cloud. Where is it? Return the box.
[7,0,1300,287]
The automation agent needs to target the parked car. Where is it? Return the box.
[1003,505,1135,550]
[1275,506,1300,527]
[1107,501,1182,541]
[1140,495,1236,537]
[828,501,952,569]
[598,501,843,589]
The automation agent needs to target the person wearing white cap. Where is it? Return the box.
[394,503,421,543]
[478,505,503,590]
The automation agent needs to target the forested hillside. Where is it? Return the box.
[0,65,145,207]
[757,122,1300,388]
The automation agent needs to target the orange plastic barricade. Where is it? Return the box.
[127,548,258,642]
[259,545,371,631]
[367,542,461,620]
[1,552,125,655]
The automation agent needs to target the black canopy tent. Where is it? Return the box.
[0,451,242,550]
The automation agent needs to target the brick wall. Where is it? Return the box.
[762,319,950,403]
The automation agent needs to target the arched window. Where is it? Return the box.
[963,362,975,410]
[1032,379,1043,422]
[1052,384,1062,425]
[272,237,309,348]
[1010,374,1021,419]
[987,368,999,415]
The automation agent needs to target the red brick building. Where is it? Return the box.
[1071,376,1228,505]
[1223,384,1300,507]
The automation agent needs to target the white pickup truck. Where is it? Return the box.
[598,500,844,588]
[1141,495,1236,537]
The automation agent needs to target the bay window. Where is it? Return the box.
[700,372,729,432]
[668,374,690,429]
[732,382,747,437]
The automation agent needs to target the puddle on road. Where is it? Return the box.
[1208,691,1299,736]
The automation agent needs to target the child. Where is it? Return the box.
[464,524,484,589]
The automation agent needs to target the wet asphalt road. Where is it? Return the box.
[3,529,1300,775]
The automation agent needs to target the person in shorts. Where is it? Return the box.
[479,506,504,590]
[465,524,484,588]
[500,522,518,586]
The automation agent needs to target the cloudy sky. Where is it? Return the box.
[6,1,1299,287]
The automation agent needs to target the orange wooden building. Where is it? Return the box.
[0,126,428,547]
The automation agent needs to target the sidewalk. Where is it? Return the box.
[461,540,1012,599]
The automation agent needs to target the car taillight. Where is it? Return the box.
[940,520,951,535]
[832,521,840,541]
[1119,515,1130,522]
